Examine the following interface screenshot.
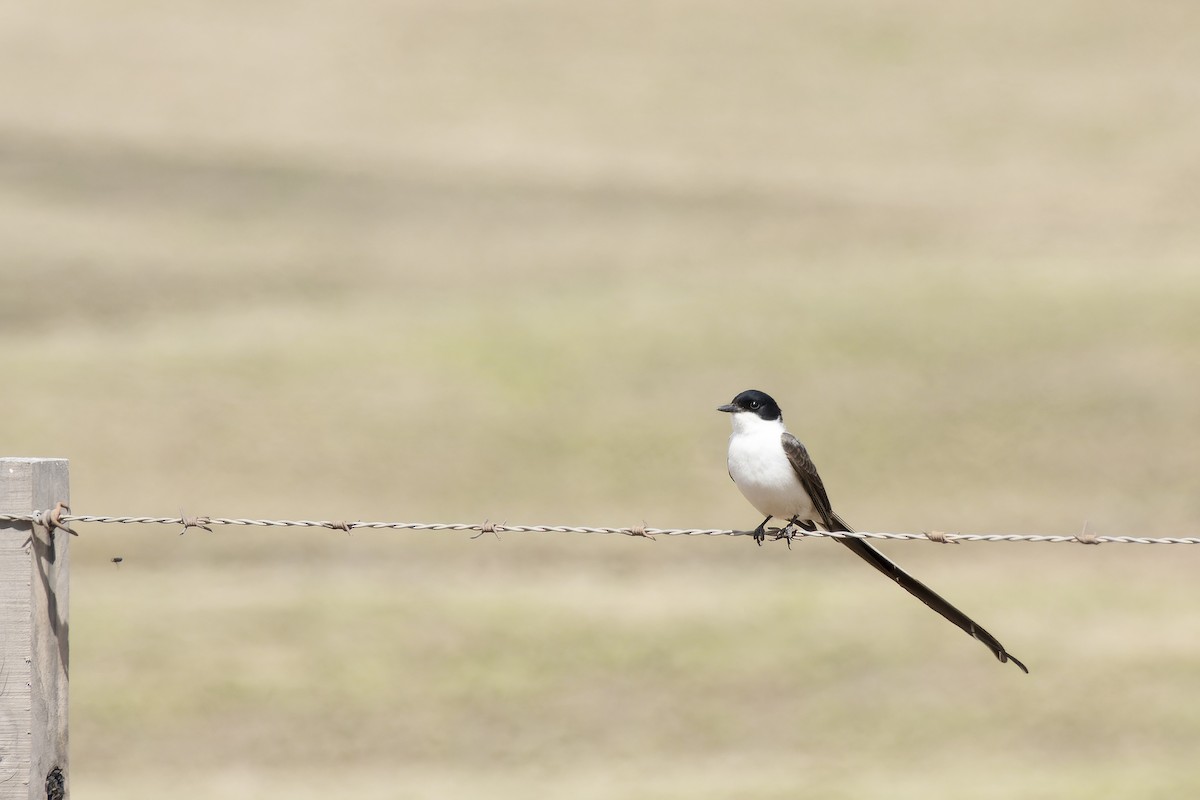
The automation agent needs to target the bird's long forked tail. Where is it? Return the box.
[827,513,1028,673]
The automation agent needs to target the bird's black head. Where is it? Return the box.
[717,389,783,421]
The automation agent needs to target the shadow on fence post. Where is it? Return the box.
[0,458,70,800]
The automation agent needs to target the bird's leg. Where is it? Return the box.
[752,516,772,546]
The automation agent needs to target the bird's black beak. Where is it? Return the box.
[717,403,736,413]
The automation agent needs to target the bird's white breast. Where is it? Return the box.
[726,414,816,522]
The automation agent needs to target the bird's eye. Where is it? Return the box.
[749,400,760,409]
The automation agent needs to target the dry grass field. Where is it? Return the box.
[3,1,1199,797]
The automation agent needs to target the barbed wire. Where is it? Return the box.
[1,510,1198,544]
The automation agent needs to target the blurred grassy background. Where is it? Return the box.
[3,1,1199,797]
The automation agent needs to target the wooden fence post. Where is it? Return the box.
[0,458,70,800]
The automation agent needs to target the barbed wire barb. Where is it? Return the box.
[470,520,502,540]
[178,511,213,536]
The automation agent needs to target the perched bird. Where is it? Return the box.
[718,389,1027,673]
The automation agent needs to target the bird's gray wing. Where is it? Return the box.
[781,433,1028,673]
[780,433,836,528]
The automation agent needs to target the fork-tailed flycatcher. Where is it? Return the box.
[719,389,1027,673]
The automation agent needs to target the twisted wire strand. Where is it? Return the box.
[0,512,1197,544]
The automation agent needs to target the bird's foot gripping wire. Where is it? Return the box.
[772,521,797,550]
[752,516,771,546]
[773,517,819,550]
